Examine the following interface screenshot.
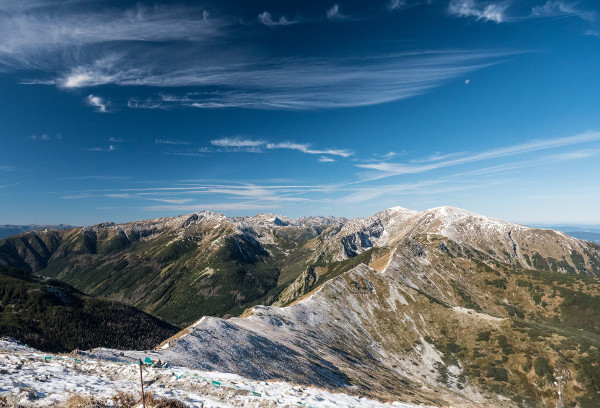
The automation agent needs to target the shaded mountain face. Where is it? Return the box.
[0,212,347,326]
[86,207,600,407]
[0,265,178,353]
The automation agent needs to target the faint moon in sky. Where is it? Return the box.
[465,79,470,85]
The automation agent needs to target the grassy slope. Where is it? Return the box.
[387,238,600,408]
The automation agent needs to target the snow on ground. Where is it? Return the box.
[0,339,425,408]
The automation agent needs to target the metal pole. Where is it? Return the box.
[140,360,146,408]
[558,378,563,408]
[555,375,563,408]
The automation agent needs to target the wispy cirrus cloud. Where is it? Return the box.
[409,151,466,163]
[355,130,600,180]
[86,94,108,113]
[206,138,352,158]
[155,138,190,145]
[31,133,61,141]
[258,11,298,26]
[318,156,336,163]
[53,130,600,216]
[210,138,265,148]
[163,152,206,157]
[0,2,515,110]
[531,1,596,22]
[326,4,350,21]
[266,142,353,157]
[386,0,408,11]
[210,137,265,153]
[88,144,116,152]
[0,3,221,59]
[60,181,325,214]
[448,0,510,23]
[120,51,511,110]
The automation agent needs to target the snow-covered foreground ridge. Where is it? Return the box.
[0,339,424,408]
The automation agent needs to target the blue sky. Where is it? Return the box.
[1,0,599,225]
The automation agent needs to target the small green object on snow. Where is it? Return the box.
[74,359,81,364]
[44,357,51,362]
[252,391,261,397]
[212,380,220,388]
[143,357,152,365]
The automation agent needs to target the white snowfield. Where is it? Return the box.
[0,339,425,408]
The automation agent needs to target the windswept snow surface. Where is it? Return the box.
[0,339,424,408]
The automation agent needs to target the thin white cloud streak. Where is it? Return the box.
[105,193,132,199]
[62,194,93,199]
[62,182,321,212]
[266,142,353,157]
[55,133,600,214]
[258,11,298,26]
[108,137,123,143]
[155,138,190,145]
[531,1,597,22]
[448,0,510,23]
[339,147,600,204]
[88,145,116,152]
[210,138,265,148]
[146,198,194,204]
[326,4,349,21]
[54,142,599,212]
[163,152,205,157]
[355,130,600,181]
[31,133,54,141]
[86,94,107,112]
[117,51,510,110]
[0,182,21,189]
[319,156,336,162]
[386,0,408,11]
[64,175,129,180]
[206,138,353,158]
[409,151,466,163]
[144,202,277,212]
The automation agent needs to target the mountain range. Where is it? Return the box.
[0,224,76,240]
[1,206,600,407]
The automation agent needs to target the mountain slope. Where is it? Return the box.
[3,206,600,406]
[94,207,600,408]
[0,206,598,328]
[0,265,179,352]
[0,212,348,326]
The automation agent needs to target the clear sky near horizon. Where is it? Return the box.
[1,0,599,226]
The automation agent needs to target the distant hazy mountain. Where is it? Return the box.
[535,225,600,244]
[0,224,75,239]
